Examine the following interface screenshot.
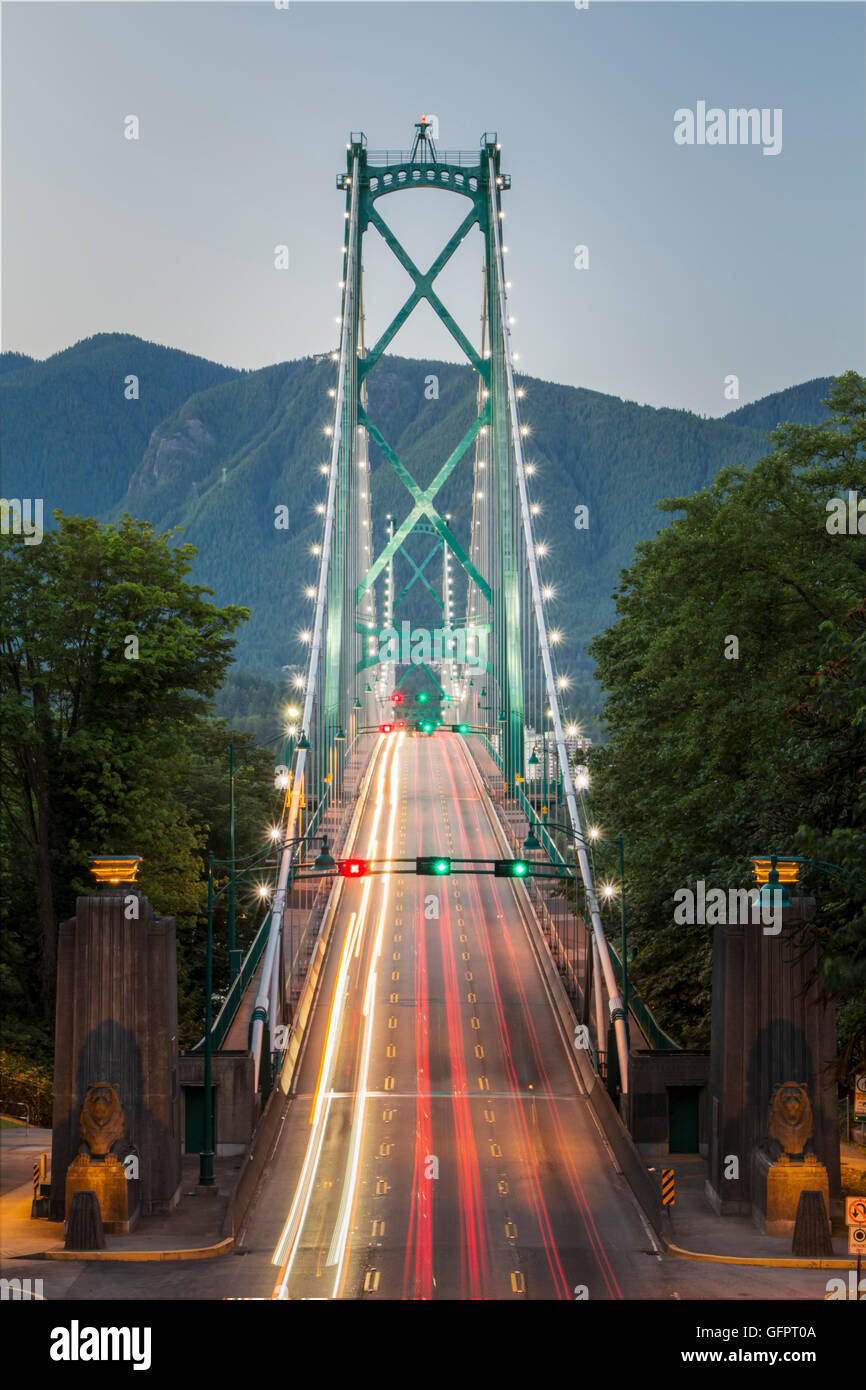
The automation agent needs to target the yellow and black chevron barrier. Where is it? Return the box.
[661,1168,676,1206]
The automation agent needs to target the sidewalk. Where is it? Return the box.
[657,1152,861,1266]
[0,1134,240,1263]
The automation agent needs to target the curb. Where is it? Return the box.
[665,1240,858,1270]
[44,1236,234,1263]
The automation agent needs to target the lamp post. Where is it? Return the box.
[199,829,330,1186]
[228,725,294,981]
[524,811,629,1033]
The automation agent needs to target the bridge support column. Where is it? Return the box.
[50,887,182,1222]
[705,897,841,1226]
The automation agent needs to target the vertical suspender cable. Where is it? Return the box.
[250,158,360,1090]
[486,157,628,1096]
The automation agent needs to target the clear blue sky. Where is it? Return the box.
[3,1,863,414]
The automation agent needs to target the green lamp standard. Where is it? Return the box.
[524,811,630,1029]
[228,724,294,982]
[200,829,329,1185]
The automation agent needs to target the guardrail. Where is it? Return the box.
[467,732,680,1054]
[365,150,482,168]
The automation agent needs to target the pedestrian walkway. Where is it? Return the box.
[0,1129,238,1262]
[657,1153,856,1266]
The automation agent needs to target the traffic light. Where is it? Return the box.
[494,859,530,878]
[416,855,451,876]
[451,723,469,734]
[390,691,403,704]
[378,722,393,733]
[417,691,429,704]
[338,859,370,878]
[395,719,406,729]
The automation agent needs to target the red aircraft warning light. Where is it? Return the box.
[338,859,370,878]
[379,722,394,734]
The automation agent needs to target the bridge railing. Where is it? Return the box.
[467,732,680,1056]
[365,149,482,168]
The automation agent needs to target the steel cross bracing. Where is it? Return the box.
[246,126,627,1097]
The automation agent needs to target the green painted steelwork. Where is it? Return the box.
[345,133,504,688]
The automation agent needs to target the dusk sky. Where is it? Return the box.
[3,1,864,415]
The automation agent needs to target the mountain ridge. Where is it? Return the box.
[1,333,836,733]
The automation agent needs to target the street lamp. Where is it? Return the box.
[199,829,327,1185]
[525,811,630,1026]
[228,727,293,981]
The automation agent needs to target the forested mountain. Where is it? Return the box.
[1,334,836,733]
[722,377,833,432]
[0,333,240,516]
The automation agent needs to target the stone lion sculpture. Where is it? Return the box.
[79,1082,125,1157]
[768,1082,814,1163]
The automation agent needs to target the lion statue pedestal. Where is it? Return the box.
[751,1082,830,1237]
[64,1083,135,1235]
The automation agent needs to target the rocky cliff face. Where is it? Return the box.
[130,416,217,497]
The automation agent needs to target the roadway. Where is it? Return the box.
[246,728,664,1300]
[9,729,844,1302]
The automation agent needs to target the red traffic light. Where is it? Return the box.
[338,859,370,878]
[390,692,403,704]
[395,719,406,728]
[379,722,393,734]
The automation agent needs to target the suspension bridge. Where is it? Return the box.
[205,122,671,1300]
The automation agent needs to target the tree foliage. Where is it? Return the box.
[587,372,866,1066]
[0,513,249,1034]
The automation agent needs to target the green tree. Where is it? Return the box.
[0,512,247,1017]
[587,372,865,1049]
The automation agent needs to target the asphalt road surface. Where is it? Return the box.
[25,732,841,1303]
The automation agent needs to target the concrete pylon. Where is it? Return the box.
[50,890,181,1222]
[705,897,841,1225]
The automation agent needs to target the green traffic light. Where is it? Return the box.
[417,691,428,703]
[494,859,530,878]
[416,855,452,876]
